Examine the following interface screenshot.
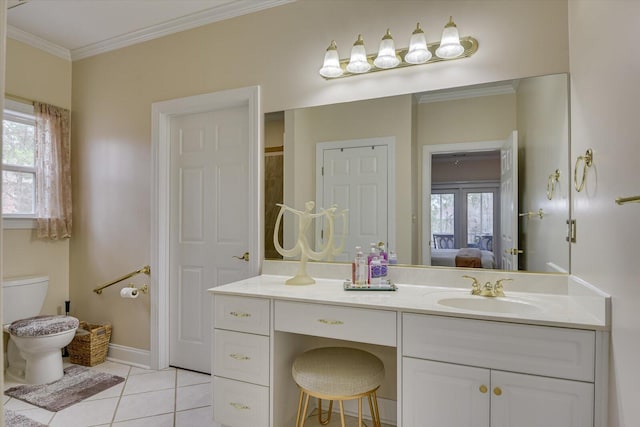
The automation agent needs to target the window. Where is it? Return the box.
[2,100,37,219]
[431,183,499,252]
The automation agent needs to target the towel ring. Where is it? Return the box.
[574,149,593,192]
[546,169,561,200]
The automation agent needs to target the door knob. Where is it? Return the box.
[505,248,524,255]
[232,252,250,262]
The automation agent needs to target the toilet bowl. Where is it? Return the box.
[2,276,79,384]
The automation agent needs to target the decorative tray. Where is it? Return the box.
[343,280,397,291]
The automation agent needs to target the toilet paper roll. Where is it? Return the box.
[120,287,139,299]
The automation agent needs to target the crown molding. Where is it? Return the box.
[7,25,71,61]
[417,82,516,104]
[71,0,295,61]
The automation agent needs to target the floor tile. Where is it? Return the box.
[176,382,211,411]
[122,369,176,395]
[48,396,119,427]
[6,406,55,425]
[111,412,174,426]
[114,388,175,422]
[175,406,216,427]
[176,369,210,387]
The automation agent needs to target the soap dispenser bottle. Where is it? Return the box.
[352,246,367,286]
[368,244,382,286]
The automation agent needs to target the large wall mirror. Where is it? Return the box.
[265,73,570,274]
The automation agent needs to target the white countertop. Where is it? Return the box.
[210,274,609,330]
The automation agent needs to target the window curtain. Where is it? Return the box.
[34,102,72,239]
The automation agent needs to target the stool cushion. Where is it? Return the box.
[8,315,79,337]
[292,347,384,396]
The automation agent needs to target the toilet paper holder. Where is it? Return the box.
[127,284,148,295]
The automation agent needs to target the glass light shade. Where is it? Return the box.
[435,17,464,59]
[346,34,371,74]
[373,29,400,69]
[404,23,432,65]
[319,40,343,78]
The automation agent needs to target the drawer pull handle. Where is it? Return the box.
[229,402,250,410]
[317,319,344,325]
[230,311,251,318]
[229,353,251,361]
[493,387,502,396]
[479,385,488,394]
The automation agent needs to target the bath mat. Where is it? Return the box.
[4,365,125,412]
[4,409,47,427]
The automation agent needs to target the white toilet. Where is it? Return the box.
[3,276,79,384]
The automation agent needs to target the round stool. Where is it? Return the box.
[292,347,384,427]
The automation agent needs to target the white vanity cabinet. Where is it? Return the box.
[402,313,597,427]
[212,295,271,427]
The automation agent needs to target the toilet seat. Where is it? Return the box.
[8,315,79,337]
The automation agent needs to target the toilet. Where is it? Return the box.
[3,276,79,384]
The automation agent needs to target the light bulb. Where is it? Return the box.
[373,29,400,69]
[405,23,431,64]
[435,16,464,59]
[319,40,344,78]
[346,34,371,74]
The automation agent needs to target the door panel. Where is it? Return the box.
[169,105,252,373]
[320,144,388,261]
[500,130,518,270]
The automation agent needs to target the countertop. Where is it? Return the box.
[209,274,609,331]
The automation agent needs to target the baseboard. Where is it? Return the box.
[106,343,151,369]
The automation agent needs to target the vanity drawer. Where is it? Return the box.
[213,329,269,386]
[213,376,269,427]
[402,313,595,382]
[214,295,270,335]
[275,300,396,346]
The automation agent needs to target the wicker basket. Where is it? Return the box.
[68,321,112,366]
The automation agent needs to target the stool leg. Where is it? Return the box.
[300,393,311,427]
[371,391,381,427]
[318,399,333,425]
[338,400,346,427]
[358,397,363,426]
[295,390,304,427]
[368,394,376,427]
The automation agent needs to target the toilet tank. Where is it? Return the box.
[2,276,48,325]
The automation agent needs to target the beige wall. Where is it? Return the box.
[516,73,570,272]
[569,2,640,426]
[70,0,568,349]
[3,39,72,318]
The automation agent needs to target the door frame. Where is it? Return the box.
[422,140,504,265]
[151,86,262,370]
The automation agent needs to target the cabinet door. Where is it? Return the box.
[491,370,594,427]
[403,357,490,427]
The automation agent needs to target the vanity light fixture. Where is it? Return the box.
[318,16,478,79]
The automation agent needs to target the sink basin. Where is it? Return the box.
[437,295,545,315]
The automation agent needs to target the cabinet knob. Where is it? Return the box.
[493,387,502,396]
[479,385,488,394]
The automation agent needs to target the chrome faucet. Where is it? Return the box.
[463,276,512,297]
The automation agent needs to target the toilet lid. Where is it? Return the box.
[8,315,79,337]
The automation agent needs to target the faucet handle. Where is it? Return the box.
[462,275,481,294]
[493,278,513,296]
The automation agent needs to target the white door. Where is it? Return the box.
[403,357,490,427]
[491,371,594,427]
[317,142,390,262]
[500,131,518,270]
[169,106,254,373]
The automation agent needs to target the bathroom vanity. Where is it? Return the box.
[209,267,609,427]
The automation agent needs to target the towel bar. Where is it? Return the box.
[615,195,640,205]
[93,265,150,294]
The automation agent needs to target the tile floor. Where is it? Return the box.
[3,360,215,427]
[3,360,394,427]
